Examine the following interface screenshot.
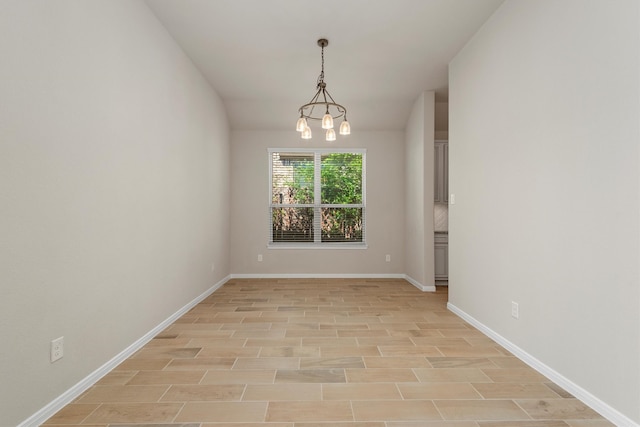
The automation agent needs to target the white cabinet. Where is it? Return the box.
[434,232,448,280]
[434,141,448,203]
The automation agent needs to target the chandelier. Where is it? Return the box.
[296,39,350,141]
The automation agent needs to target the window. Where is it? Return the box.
[269,149,365,246]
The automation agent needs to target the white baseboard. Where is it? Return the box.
[230,273,436,293]
[404,274,436,292]
[18,275,231,427]
[447,302,639,427]
[230,273,406,279]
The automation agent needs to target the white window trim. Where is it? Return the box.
[268,148,367,249]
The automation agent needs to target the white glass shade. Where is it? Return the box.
[326,128,336,141]
[322,113,334,129]
[339,120,351,135]
[301,126,312,139]
[296,117,308,132]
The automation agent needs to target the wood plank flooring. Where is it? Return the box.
[43,278,613,426]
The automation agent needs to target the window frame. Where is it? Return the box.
[268,148,367,249]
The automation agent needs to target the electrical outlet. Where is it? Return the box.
[385,254,391,262]
[51,337,64,362]
[511,301,519,319]
[257,254,263,262]
[211,262,215,272]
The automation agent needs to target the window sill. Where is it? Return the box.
[268,243,368,250]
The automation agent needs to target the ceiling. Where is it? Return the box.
[145,0,504,131]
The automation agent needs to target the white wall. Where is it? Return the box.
[449,0,639,423]
[230,130,404,275]
[404,92,436,289]
[0,1,230,425]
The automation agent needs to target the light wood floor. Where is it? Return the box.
[44,278,613,426]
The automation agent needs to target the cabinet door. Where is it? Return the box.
[442,143,448,203]
[434,142,448,203]
[435,243,448,279]
[434,144,440,202]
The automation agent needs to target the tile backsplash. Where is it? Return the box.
[434,202,448,232]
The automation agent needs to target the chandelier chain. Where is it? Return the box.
[317,44,325,88]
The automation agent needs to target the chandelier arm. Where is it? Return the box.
[298,101,347,120]
[321,88,346,118]
[308,103,318,120]
[323,88,339,106]
[308,87,322,105]
[299,88,323,117]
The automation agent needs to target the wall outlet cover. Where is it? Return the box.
[511,302,519,319]
[51,337,64,362]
